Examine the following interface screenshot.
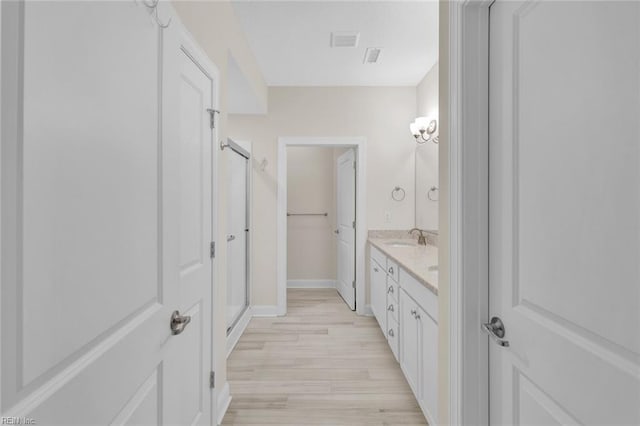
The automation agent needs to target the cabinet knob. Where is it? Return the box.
[387,304,394,312]
[387,286,394,294]
[374,267,379,272]
[388,266,394,274]
[411,309,417,317]
[388,329,394,337]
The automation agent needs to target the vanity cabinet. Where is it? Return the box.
[368,245,438,425]
[370,254,387,333]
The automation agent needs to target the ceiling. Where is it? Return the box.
[231,1,439,87]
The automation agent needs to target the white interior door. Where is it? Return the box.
[336,149,356,310]
[1,2,214,424]
[226,144,249,332]
[489,1,640,424]
[167,46,215,426]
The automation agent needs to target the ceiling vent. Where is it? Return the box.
[363,47,382,64]
[330,32,360,48]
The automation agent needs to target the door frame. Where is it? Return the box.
[445,1,492,425]
[179,26,221,425]
[276,137,367,316]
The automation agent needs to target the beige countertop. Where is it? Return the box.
[368,238,438,295]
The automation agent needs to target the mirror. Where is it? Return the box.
[415,142,438,235]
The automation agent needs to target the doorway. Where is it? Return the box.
[276,137,367,316]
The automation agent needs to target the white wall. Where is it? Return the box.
[416,62,439,231]
[287,146,336,281]
[229,87,417,306]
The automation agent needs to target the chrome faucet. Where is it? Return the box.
[409,228,427,246]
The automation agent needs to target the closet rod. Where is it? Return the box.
[287,212,328,217]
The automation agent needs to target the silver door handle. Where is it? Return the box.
[170,310,191,335]
[482,316,509,347]
[227,234,235,242]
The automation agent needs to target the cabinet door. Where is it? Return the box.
[399,289,420,396]
[370,259,386,333]
[419,307,438,424]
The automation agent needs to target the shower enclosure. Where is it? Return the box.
[225,138,250,334]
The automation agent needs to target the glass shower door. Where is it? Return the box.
[226,141,249,333]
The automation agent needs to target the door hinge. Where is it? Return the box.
[209,371,215,389]
[206,108,220,129]
[353,161,356,170]
[352,220,356,229]
[352,280,356,289]
[210,241,215,259]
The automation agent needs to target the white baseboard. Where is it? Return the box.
[362,304,374,317]
[251,305,279,317]
[226,307,252,358]
[216,382,231,426]
[287,279,336,289]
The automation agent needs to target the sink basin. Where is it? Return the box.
[428,265,438,272]
[385,240,416,248]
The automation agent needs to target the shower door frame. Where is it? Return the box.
[225,138,251,337]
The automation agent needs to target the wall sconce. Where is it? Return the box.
[410,117,439,144]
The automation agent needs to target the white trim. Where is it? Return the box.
[447,1,492,425]
[226,307,252,358]
[362,304,374,317]
[287,279,336,289]
[277,137,368,316]
[215,382,231,426]
[251,305,280,317]
[179,21,222,426]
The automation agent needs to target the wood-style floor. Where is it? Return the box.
[222,288,428,425]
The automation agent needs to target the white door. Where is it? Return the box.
[1,2,213,423]
[226,143,249,332]
[336,149,356,310]
[489,1,640,424]
[168,46,215,425]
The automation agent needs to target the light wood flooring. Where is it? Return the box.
[222,288,428,425]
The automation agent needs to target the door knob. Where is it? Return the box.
[482,316,509,347]
[170,310,191,335]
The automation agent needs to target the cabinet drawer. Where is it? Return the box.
[371,245,387,270]
[399,268,438,322]
[386,279,399,303]
[386,297,399,323]
[387,258,399,283]
[387,315,400,362]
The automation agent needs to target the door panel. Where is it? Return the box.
[489,1,640,424]
[419,306,438,424]
[165,48,214,426]
[20,0,161,387]
[2,2,169,422]
[399,290,419,396]
[336,149,356,310]
[1,2,214,423]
